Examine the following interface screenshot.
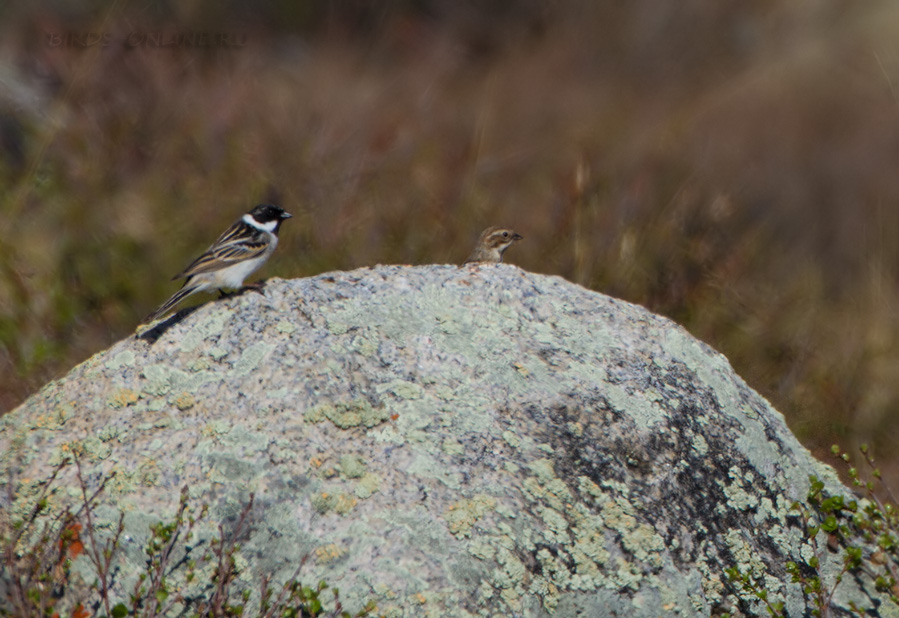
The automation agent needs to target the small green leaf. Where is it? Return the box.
[112,603,128,618]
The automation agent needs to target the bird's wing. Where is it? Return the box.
[172,221,270,280]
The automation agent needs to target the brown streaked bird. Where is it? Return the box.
[145,203,292,322]
[463,226,523,264]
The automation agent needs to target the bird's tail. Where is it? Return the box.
[145,283,200,323]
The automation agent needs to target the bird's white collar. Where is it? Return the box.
[243,213,278,233]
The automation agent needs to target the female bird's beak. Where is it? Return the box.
[513,232,523,241]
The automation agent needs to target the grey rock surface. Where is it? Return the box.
[0,265,891,617]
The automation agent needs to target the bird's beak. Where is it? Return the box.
[281,212,293,219]
[513,233,523,241]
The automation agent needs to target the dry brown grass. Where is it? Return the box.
[3,1,899,484]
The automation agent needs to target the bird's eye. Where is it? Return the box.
[502,231,509,238]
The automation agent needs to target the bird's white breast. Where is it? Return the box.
[212,255,268,289]
[195,233,277,291]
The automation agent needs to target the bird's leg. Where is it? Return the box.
[243,280,267,295]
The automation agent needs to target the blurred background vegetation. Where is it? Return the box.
[2,0,899,485]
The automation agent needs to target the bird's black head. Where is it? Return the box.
[249,203,292,223]
[247,203,292,233]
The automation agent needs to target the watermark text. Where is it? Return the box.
[45,31,247,49]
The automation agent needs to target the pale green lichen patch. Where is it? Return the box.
[105,350,135,370]
[577,475,605,501]
[434,312,461,335]
[107,388,140,409]
[24,405,72,431]
[603,382,666,428]
[445,494,497,538]
[178,309,229,353]
[352,334,377,356]
[721,465,760,512]
[369,424,404,445]
[726,529,768,578]
[98,425,119,442]
[521,464,574,513]
[188,357,211,372]
[621,522,665,567]
[493,546,528,611]
[537,505,571,544]
[434,385,455,401]
[532,549,567,610]
[326,319,349,335]
[49,437,112,465]
[509,455,675,606]
[501,430,521,450]
[147,398,166,412]
[566,421,584,437]
[102,467,138,495]
[442,438,464,455]
[81,436,112,461]
[408,452,462,489]
[379,379,424,400]
[207,345,228,361]
[304,400,389,429]
[468,538,496,561]
[354,473,381,499]
[311,490,357,515]
[339,454,366,478]
[234,341,273,375]
[314,543,347,564]
[568,505,610,586]
[138,459,162,486]
[2,478,64,521]
[202,419,232,437]
[275,319,296,334]
[527,458,557,484]
[692,433,709,456]
[172,392,196,411]
[140,364,197,396]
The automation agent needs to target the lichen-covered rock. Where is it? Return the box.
[0,265,890,617]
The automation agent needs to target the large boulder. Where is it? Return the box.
[0,265,888,617]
